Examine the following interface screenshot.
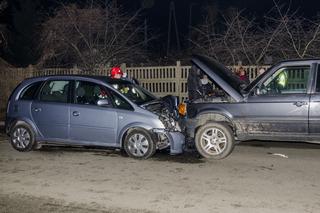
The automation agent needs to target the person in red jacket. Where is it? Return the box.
[110,66,123,79]
[238,67,250,84]
[110,66,140,85]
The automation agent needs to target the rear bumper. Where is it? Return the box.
[5,116,13,136]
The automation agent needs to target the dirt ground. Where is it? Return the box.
[0,131,320,213]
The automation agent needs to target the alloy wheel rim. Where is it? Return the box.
[12,127,31,149]
[128,133,149,157]
[200,127,227,155]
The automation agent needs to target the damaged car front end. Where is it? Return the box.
[141,95,185,154]
[6,75,185,160]
[109,79,185,156]
[184,54,319,160]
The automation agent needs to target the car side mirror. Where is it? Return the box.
[97,99,111,107]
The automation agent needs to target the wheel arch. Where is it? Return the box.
[8,117,40,138]
[192,110,236,138]
[118,122,155,148]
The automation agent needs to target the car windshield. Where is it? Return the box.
[111,82,156,105]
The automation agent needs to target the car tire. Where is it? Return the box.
[10,123,35,152]
[195,122,235,159]
[123,129,156,159]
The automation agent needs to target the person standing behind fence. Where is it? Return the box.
[238,66,250,84]
[110,67,123,79]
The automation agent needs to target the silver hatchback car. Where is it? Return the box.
[5,75,184,159]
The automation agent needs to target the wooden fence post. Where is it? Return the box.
[72,65,80,75]
[121,63,127,73]
[27,64,35,78]
[176,61,182,101]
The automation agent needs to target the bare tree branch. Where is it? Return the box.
[38,1,148,70]
[190,2,320,65]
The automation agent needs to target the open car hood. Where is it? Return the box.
[191,55,244,102]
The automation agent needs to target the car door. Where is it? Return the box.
[69,80,118,145]
[245,65,312,135]
[31,80,71,140]
[106,88,142,142]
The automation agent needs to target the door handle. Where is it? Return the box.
[72,111,80,116]
[293,101,308,107]
[34,108,41,112]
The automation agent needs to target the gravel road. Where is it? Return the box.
[0,132,319,213]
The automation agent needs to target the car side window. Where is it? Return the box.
[39,80,70,103]
[259,66,310,95]
[109,89,134,111]
[20,81,43,100]
[75,81,110,106]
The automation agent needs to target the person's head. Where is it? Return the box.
[239,67,246,76]
[201,74,209,85]
[236,66,243,75]
[110,67,123,79]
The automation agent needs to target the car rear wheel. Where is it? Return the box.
[124,129,156,159]
[10,123,35,152]
[195,122,235,159]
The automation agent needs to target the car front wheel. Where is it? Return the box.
[123,129,156,159]
[195,122,235,159]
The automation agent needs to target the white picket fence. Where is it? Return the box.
[125,62,268,101]
[35,62,267,101]
[0,62,268,119]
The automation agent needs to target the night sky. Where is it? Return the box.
[118,0,320,51]
[124,0,319,37]
[2,0,320,66]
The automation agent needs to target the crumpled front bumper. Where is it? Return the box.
[153,129,185,155]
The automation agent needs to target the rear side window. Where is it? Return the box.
[39,80,70,103]
[20,81,43,100]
